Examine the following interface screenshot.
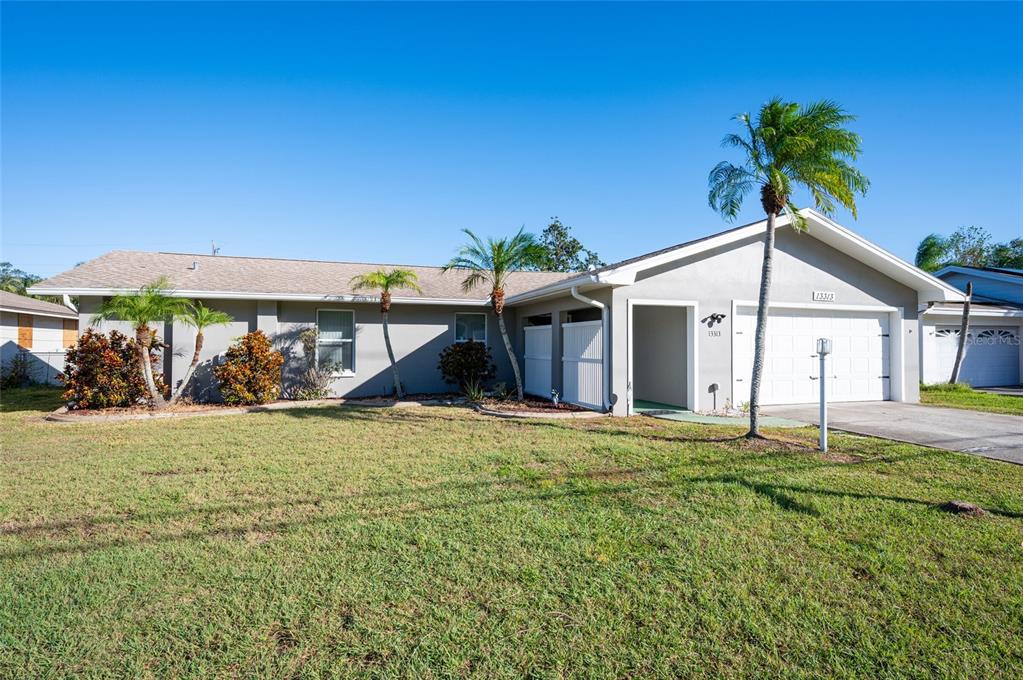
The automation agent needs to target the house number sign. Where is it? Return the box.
[812,290,836,302]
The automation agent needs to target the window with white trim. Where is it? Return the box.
[317,310,355,374]
[454,313,487,344]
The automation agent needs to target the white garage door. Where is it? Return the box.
[933,326,1020,387]
[734,306,891,405]
[523,325,552,398]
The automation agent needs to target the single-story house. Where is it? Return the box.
[0,290,79,383]
[29,209,965,414]
[920,265,1023,387]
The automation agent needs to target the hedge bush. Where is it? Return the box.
[214,330,284,405]
[438,341,496,392]
[61,329,164,409]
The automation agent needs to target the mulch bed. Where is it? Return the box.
[478,397,586,414]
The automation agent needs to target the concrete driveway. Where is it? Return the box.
[763,402,1023,465]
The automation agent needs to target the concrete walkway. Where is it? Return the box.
[978,385,1023,397]
[764,401,1023,465]
[633,400,805,428]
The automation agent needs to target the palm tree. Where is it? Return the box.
[708,99,869,437]
[350,269,423,398]
[96,277,190,408]
[168,301,234,405]
[915,234,949,272]
[444,228,541,402]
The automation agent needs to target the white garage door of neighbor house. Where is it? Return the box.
[932,326,1020,387]
[562,320,603,410]
[523,325,552,398]
[734,306,891,405]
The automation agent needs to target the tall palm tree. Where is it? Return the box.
[444,228,541,402]
[168,301,234,405]
[350,269,423,398]
[915,234,949,272]
[708,99,869,437]
[96,277,190,408]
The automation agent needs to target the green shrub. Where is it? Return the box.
[214,330,284,405]
[289,328,341,400]
[61,329,163,409]
[438,341,496,393]
[1,351,38,389]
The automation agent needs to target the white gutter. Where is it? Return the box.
[26,287,491,307]
[570,286,610,412]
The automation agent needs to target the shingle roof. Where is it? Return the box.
[0,291,78,318]
[29,251,573,302]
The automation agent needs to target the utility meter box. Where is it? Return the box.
[817,338,832,356]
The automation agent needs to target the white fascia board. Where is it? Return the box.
[0,306,79,320]
[27,287,491,307]
[505,273,612,305]
[922,305,1023,319]
[933,265,1023,286]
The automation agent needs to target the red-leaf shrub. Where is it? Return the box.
[438,341,496,392]
[213,330,284,405]
[61,329,165,409]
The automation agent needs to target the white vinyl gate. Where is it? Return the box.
[562,320,603,410]
[523,325,552,398]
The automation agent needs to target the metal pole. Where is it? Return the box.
[819,349,827,452]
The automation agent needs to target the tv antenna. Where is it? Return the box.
[211,241,221,256]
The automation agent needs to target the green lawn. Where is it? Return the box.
[2,387,1022,679]
[921,382,1023,416]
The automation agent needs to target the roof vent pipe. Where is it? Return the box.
[569,286,610,413]
[190,260,199,271]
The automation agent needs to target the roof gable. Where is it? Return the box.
[508,210,964,305]
[0,291,78,319]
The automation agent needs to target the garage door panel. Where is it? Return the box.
[932,325,1020,387]
[734,306,891,405]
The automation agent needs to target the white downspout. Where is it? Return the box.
[570,286,610,412]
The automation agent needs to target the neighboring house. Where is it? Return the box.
[0,291,79,383]
[29,209,964,412]
[920,265,1023,387]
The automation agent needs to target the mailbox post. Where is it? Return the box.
[817,338,832,452]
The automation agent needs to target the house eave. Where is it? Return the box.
[26,287,492,307]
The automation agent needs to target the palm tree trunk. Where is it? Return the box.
[747,211,777,438]
[949,282,973,384]
[169,330,204,406]
[496,311,524,401]
[136,326,166,408]
[382,311,404,398]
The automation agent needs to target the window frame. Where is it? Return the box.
[453,312,488,345]
[315,308,356,377]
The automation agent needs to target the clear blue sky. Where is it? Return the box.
[2,1,1021,277]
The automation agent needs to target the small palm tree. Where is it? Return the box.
[444,228,541,401]
[350,269,423,398]
[168,301,234,405]
[96,277,190,408]
[708,99,869,437]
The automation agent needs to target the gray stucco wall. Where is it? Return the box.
[608,225,922,415]
[78,296,517,400]
[632,305,687,407]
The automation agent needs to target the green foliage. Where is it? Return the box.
[350,269,423,298]
[61,329,163,409]
[463,379,487,403]
[96,277,190,332]
[708,98,869,225]
[0,262,42,296]
[290,328,340,401]
[437,341,496,392]
[213,330,284,405]
[915,227,1023,271]
[180,300,233,332]
[1,351,38,389]
[443,228,544,301]
[534,217,603,272]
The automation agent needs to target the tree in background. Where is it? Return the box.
[350,269,423,398]
[444,228,543,401]
[0,262,42,297]
[535,218,604,272]
[914,226,1020,272]
[708,99,869,438]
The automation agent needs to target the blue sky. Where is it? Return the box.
[2,1,1021,277]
